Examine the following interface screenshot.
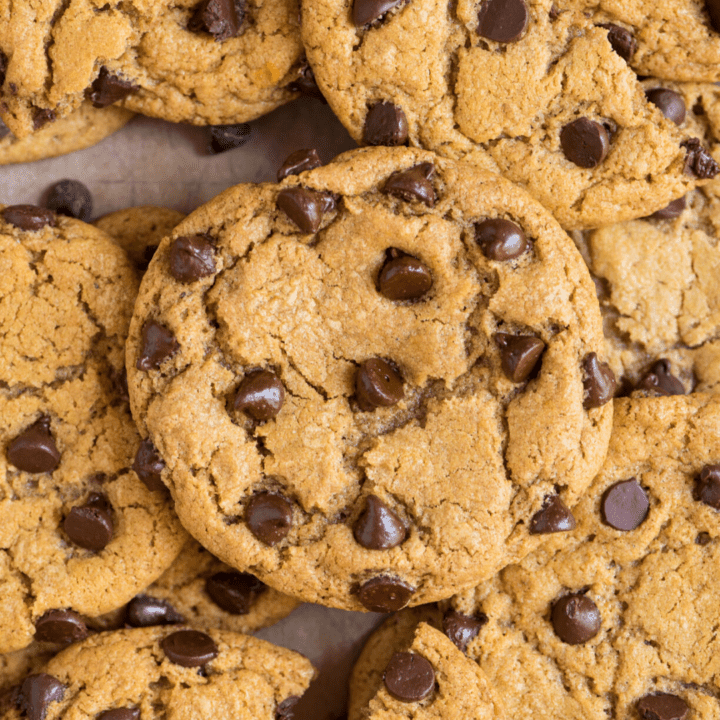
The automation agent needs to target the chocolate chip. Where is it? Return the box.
[2,205,56,232]
[136,320,179,371]
[530,495,576,534]
[276,697,300,720]
[0,118,11,140]
[647,196,686,220]
[246,492,293,545]
[363,102,408,146]
[602,478,649,531]
[161,629,218,667]
[637,693,689,720]
[277,148,322,181]
[126,596,184,627]
[34,610,89,644]
[7,417,61,474]
[18,675,66,720]
[205,572,267,614]
[353,495,407,549]
[599,23,637,61]
[88,67,138,108]
[276,187,325,233]
[645,88,686,126]
[132,439,166,492]
[378,250,433,301]
[169,235,216,283]
[353,0,404,26]
[383,652,435,702]
[560,118,610,169]
[0,50,7,87]
[551,593,601,644]
[383,163,436,206]
[234,370,285,421]
[33,109,55,131]
[188,0,245,40]
[442,610,487,652]
[695,464,720,510]
[356,358,405,410]
[476,0,529,43]
[287,61,325,101]
[209,123,251,154]
[44,180,93,221]
[495,333,545,383]
[636,359,685,396]
[475,218,528,261]
[682,138,720,179]
[97,708,140,720]
[64,496,114,552]
[707,0,720,33]
[696,531,712,545]
[356,575,415,612]
[582,352,616,409]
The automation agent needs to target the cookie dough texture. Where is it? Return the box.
[0,627,315,720]
[302,0,713,229]
[126,146,611,610]
[0,210,186,653]
[0,0,304,139]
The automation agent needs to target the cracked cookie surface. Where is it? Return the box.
[126,146,612,610]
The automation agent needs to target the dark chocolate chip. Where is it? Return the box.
[276,696,300,720]
[383,652,435,702]
[602,478,649,531]
[495,333,545,383]
[0,118,11,140]
[637,693,689,720]
[33,109,55,131]
[363,102,408,146]
[560,118,610,169]
[636,359,685,396]
[125,595,185,627]
[682,138,720,179]
[0,50,7,87]
[169,235,216,283]
[353,495,407,549]
[34,610,89,644]
[205,572,267,614]
[2,205,56,232]
[18,675,66,720]
[476,0,529,43]
[44,180,93,221]
[695,464,720,510]
[188,0,245,40]
[356,575,415,612]
[378,250,433,301]
[530,495,576,534]
[475,218,528,261]
[647,196,686,220]
[582,352,616,409]
[645,88,686,126]
[64,497,114,552]
[208,123,251,154]
[707,0,720,33]
[234,370,285,421]
[383,163,436,206]
[353,0,404,26]
[286,59,326,101]
[7,417,61,474]
[442,610,487,652]
[132,439,166,492]
[246,492,293,545]
[161,629,218,667]
[136,320,179,371]
[599,23,637,61]
[276,187,324,233]
[551,593,601,645]
[88,67,138,108]
[356,358,405,410]
[277,148,322,181]
[97,708,140,720]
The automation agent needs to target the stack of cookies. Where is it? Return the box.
[1,1,720,719]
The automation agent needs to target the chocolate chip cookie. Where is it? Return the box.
[0,205,186,653]
[301,0,718,229]
[126,146,612,611]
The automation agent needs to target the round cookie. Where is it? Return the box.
[0,0,308,139]
[301,0,718,229]
[126,146,613,611]
[0,204,186,654]
[0,103,133,165]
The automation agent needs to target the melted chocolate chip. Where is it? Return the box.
[582,352,616,409]
[353,0,404,26]
[378,250,433,301]
[132,439,166,492]
[7,417,61,474]
[530,495,576,534]
[356,575,415,612]
[383,652,435,702]
[695,464,720,510]
[18,675,66,720]
[356,358,405,410]
[599,23,637,61]
[495,333,545,383]
[97,709,140,720]
[706,0,720,33]
[646,88,686,126]
[44,180,93,221]
[188,0,245,40]
[161,629,218,667]
[353,495,407,549]
[682,138,720,179]
[551,593,601,644]
[64,496,114,552]
[276,187,325,233]
[276,697,300,720]
[89,67,138,108]
[637,693,689,720]
[442,610,487,652]
[647,196,686,220]
[2,205,56,232]
[560,118,610,168]
[34,610,88,644]
[363,102,408,146]
[286,59,326,100]
[234,370,285,421]
[475,218,528,261]
[602,478,649,531]
[33,109,55,130]
[136,320,179,371]
[0,50,7,87]
[208,123,251,154]
[383,163,436,206]
[125,596,185,627]
[636,359,685,396]
[205,572,267,614]
[246,492,293,545]
[169,235,216,283]
[277,148,322,181]
[476,0,529,43]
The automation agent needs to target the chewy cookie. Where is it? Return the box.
[301,0,718,229]
[126,146,612,611]
[0,204,186,654]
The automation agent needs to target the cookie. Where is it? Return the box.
[0,0,307,139]
[0,204,187,654]
[125,146,612,611]
[94,207,187,272]
[0,103,133,165]
[0,627,315,720]
[301,0,719,229]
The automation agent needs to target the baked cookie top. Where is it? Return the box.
[301,0,718,229]
[0,0,306,138]
[126,146,612,611]
[0,205,186,654]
